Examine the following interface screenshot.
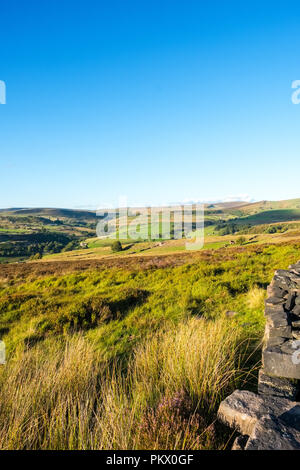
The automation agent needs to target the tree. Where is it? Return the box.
[111,241,122,252]
[31,253,42,260]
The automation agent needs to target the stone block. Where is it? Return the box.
[266,313,289,328]
[265,336,287,348]
[292,305,300,316]
[292,319,300,328]
[267,285,288,298]
[265,296,285,306]
[285,292,297,311]
[263,342,300,380]
[265,322,292,339]
[258,369,299,400]
[217,390,300,436]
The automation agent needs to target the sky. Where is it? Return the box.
[1,0,300,209]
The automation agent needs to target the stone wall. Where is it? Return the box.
[217,262,300,450]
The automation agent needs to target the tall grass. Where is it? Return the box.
[0,317,257,450]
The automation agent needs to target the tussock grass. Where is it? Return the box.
[246,287,266,310]
[0,318,255,450]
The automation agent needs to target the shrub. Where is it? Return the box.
[111,241,122,252]
[236,236,246,245]
[57,296,113,332]
[30,253,42,260]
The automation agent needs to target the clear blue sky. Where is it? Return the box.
[1,0,300,209]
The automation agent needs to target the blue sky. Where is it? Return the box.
[1,0,300,209]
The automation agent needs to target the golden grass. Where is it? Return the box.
[246,287,266,311]
[0,317,257,450]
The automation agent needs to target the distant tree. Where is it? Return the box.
[111,241,122,252]
[31,253,42,260]
[265,226,277,234]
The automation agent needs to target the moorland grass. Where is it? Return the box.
[0,241,300,449]
[0,318,255,450]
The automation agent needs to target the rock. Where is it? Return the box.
[265,322,292,339]
[265,336,287,348]
[265,303,286,317]
[258,369,299,400]
[285,292,297,311]
[289,263,300,273]
[274,271,300,290]
[217,390,300,436]
[292,305,300,316]
[218,264,300,451]
[265,296,285,306]
[292,331,300,340]
[245,414,300,450]
[232,434,249,450]
[267,285,288,298]
[263,342,300,380]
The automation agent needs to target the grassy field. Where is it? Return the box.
[1,200,300,449]
[0,240,300,449]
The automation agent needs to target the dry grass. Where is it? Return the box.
[0,317,255,450]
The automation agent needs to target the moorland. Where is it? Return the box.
[1,199,300,449]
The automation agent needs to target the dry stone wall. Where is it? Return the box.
[218,262,300,450]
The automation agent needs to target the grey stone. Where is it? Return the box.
[274,271,300,290]
[263,342,300,379]
[292,319,300,328]
[245,414,300,450]
[258,369,299,400]
[265,322,292,339]
[266,312,289,329]
[265,296,285,306]
[289,263,300,273]
[292,305,300,316]
[265,336,287,348]
[267,285,288,298]
[225,310,238,318]
[285,292,297,311]
[292,331,300,340]
[217,390,300,436]
[265,303,286,316]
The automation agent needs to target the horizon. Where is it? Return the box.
[2,195,300,212]
[2,1,300,208]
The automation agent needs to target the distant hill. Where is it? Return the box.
[231,198,300,215]
[0,207,97,219]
